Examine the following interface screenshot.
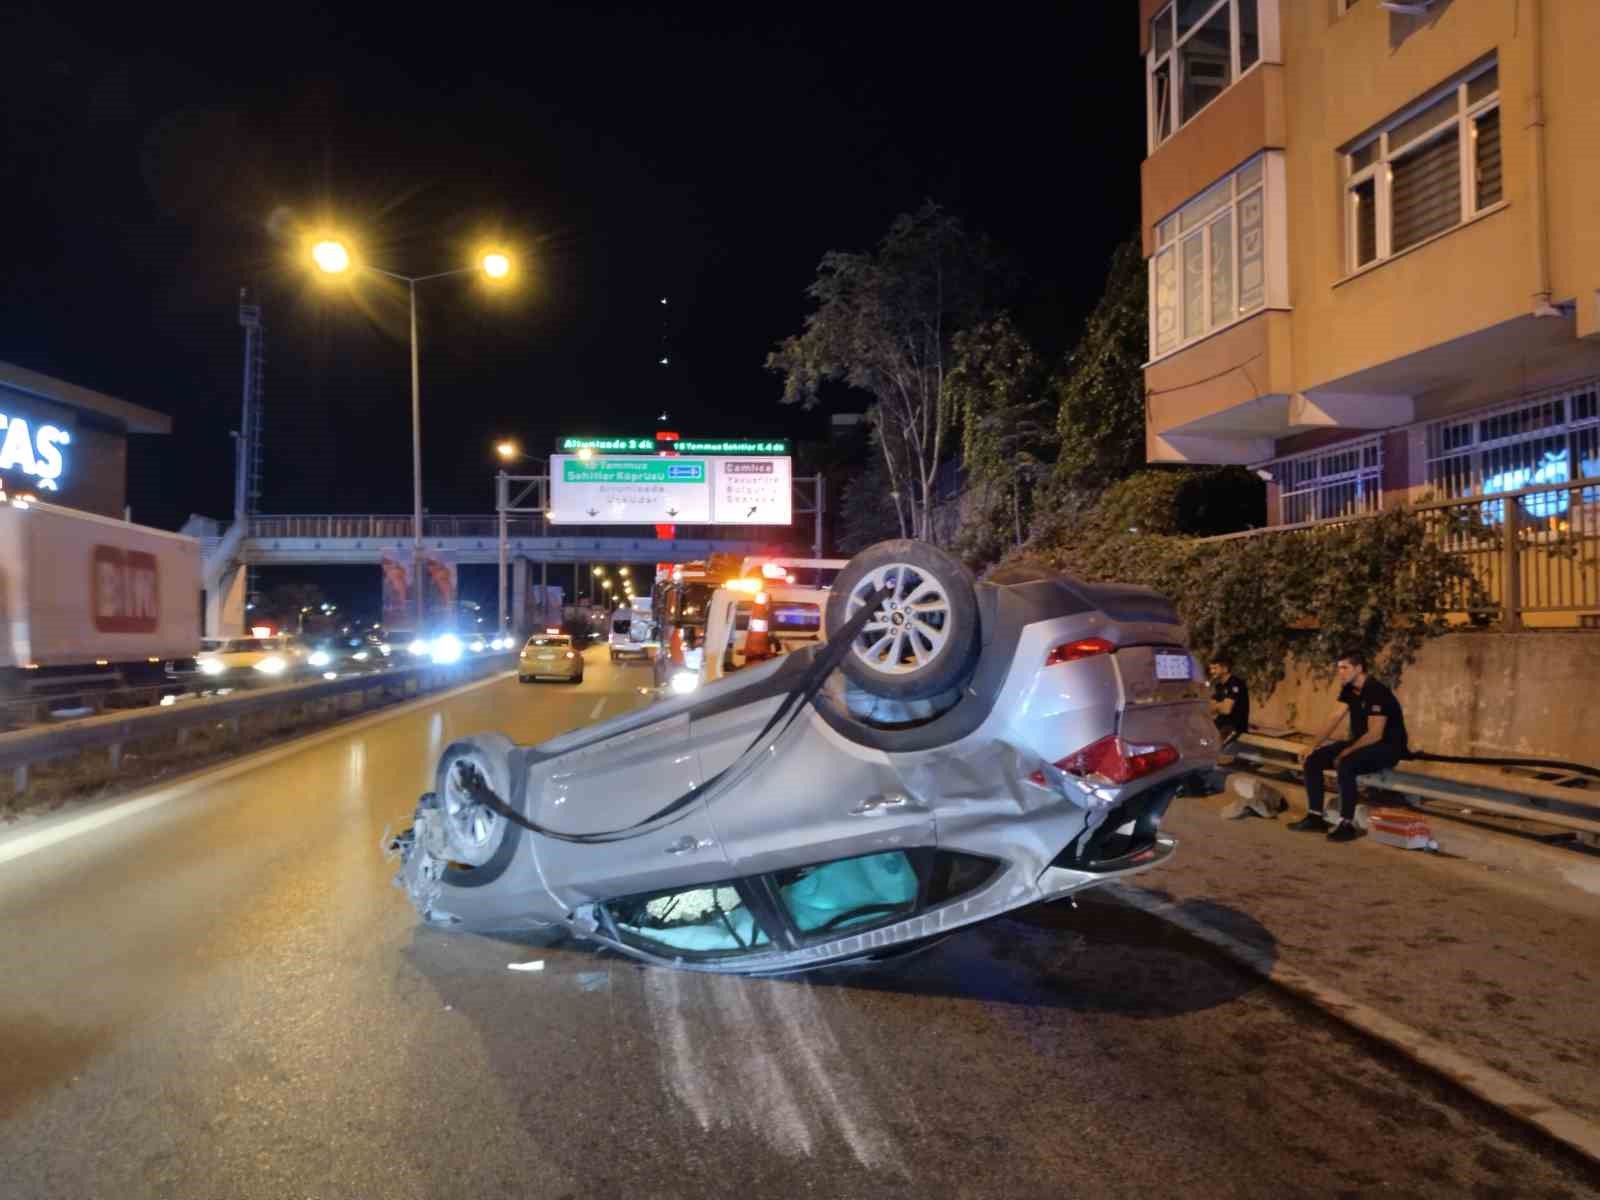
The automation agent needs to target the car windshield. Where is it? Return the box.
[526,637,570,648]
[668,582,716,626]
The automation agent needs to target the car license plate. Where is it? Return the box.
[1155,652,1191,681]
[537,652,557,660]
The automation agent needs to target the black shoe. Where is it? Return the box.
[1287,814,1326,832]
[1326,821,1363,843]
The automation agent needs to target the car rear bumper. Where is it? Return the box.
[521,660,582,677]
[1035,833,1177,904]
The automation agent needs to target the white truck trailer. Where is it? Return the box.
[0,498,201,696]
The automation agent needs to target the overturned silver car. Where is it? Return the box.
[389,540,1217,974]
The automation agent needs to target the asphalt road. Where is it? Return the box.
[1,646,1592,1199]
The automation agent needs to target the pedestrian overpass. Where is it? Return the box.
[190,513,804,637]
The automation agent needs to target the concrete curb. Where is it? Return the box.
[0,669,516,866]
[1105,880,1600,1172]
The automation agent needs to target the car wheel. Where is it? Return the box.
[434,733,516,867]
[825,539,979,702]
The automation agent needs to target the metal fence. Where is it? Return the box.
[0,654,514,795]
[1197,476,1600,628]
[246,514,795,544]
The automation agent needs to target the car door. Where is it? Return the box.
[695,699,936,880]
[527,710,733,908]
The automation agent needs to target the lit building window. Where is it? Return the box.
[1425,383,1600,521]
[1263,437,1383,526]
[1343,58,1501,273]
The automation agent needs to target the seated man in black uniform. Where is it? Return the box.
[1208,656,1250,747]
[1289,649,1408,843]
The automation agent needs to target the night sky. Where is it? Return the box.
[2,3,1140,545]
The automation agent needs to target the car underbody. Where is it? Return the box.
[389,541,1216,974]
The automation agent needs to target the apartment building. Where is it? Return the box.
[1139,0,1600,527]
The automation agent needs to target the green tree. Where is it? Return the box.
[767,202,1007,542]
[1052,235,1149,492]
[947,313,1056,559]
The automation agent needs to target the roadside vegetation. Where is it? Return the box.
[773,211,1483,687]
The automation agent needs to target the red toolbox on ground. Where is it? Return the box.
[1368,807,1433,850]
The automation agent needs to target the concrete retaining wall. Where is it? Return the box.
[1254,633,1600,764]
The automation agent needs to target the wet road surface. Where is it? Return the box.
[1,646,1594,1198]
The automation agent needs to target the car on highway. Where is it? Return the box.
[195,635,307,683]
[389,539,1218,974]
[302,634,380,674]
[516,632,584,683]
[378,630,432,660]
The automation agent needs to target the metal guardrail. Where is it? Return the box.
[1197,475,1600,628]
[1230,731,1600,838]
[0,654,515,794]
[0,677,189,731]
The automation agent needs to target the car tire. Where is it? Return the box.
[433,733,516,868]
[825,539,979,702]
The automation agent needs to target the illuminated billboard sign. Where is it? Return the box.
[0,412,70,490]
[549,454,792,524]
[557,434,791,456]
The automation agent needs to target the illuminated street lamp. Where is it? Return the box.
[313,236,513,629]
[618,566,630,577]
[311,240,350,273]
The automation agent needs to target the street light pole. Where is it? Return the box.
[311,242,513,637]
[409,279,424,633]
[496,470,509,635]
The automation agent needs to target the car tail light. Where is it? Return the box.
[1045,637,1114,666]
[565,651,576,659]
[1029,735,1179,788]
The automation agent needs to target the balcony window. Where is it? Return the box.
[1148,0,1262,151]
[1150,155,1272,359]
[1343,58,1501,274]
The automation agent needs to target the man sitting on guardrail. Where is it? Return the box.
[1208,656,1250,747]
[1288,649,1409,843]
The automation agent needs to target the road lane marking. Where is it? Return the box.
[0,670,516,868]
[589,698,607,720]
